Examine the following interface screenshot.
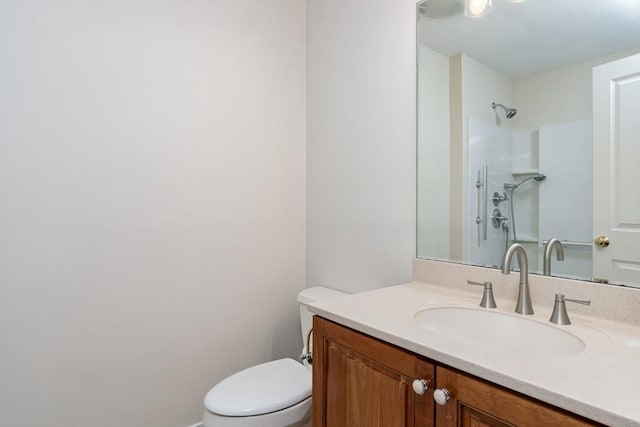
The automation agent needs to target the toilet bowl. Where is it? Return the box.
[202,286,346,427]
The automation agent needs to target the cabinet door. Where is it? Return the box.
[434,366,601,427]
[313,316,435,427]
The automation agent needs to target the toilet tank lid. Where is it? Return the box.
[204,358,311,417]
[297,286,346,304]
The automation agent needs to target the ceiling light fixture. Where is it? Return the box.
[466,0,492,18]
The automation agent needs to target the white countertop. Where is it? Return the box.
[307,281,640,427]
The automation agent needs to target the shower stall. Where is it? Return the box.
[467,116,593,278]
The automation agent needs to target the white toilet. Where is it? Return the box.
[202,286,346,427]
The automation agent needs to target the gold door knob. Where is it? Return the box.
[594,236,610,247]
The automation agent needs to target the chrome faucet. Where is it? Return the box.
[501,243,534,315]
[543,238,565,275]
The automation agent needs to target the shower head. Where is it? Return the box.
[492,102,517,119]
[504,174,546,191]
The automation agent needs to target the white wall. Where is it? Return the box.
[305,0,417,293]
[512,49,640,130]
[0,2,305,427]
[417,45,450,261]
[461,54,514,128]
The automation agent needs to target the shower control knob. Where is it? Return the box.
[433,388,451,406]
[412,379,430,395]
[594,236,610,247]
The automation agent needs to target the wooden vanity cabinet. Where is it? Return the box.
[312,316,435,427]
[313,316,600,427]
[435,366,599,427]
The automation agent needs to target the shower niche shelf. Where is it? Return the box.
[511,169,539,176]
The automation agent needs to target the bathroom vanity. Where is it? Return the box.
[308,274,640,427]
[312,316,597,426]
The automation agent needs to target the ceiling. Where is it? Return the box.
[417,0,640,76]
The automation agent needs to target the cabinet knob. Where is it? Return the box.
[433,388,451,406]
[412,379,430,395]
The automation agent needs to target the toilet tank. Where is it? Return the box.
[297,286,347,349]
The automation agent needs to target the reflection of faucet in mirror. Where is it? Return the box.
[543,238,565,276]
[503,174,546,242]
[501,243,534,315]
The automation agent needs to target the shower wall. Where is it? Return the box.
[466,119,593,278]
[504,128,541,269]
[467,119,511,267]
[538,120,593,278]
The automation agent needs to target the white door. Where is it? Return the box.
[592,53,640,287]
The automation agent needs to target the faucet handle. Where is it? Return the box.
[549,294,591,325]
[467,281,497,309]
[563,296,591,305]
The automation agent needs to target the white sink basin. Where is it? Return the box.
[413,307,585,355]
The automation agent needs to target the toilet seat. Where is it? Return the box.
[202,397,311,427]
[204,358,311,417]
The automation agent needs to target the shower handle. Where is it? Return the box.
[491,208,508,229]
[492,191,508,206]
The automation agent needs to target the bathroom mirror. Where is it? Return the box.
[416,0,640,288]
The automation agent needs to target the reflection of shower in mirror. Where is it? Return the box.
[504,174,546,191]
[491,102,517,119]
[504,174,546,243]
